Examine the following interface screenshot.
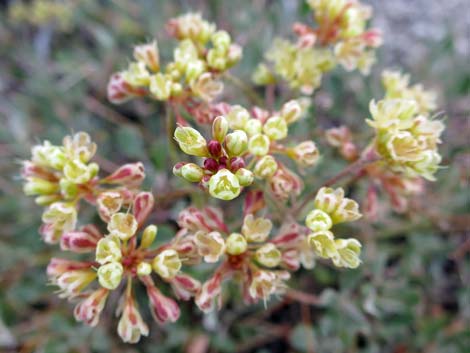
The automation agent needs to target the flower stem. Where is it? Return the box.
[293,153,381,217]
[224,73,264,106]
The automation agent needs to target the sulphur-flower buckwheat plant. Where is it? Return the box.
[107,13,241,106]
[20,8,447,344]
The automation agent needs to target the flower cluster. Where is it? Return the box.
[382,70,438,115]
[253,0,382,93]
[173,116,253,200]
[367,96,444,181]
[173,100,320,201]
[47,191,202,343]
[357,70,444,214]
[175,205,318,310]
[306,187,362,268]
[21,132,145,243]
[107,13,241,104]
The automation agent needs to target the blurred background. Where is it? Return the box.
[0,1,469,352]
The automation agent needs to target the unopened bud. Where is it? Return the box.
[181,163,204,182]
[235,168,254,186]
[225,130,248,156]
[203,158,219,172]
[263,116,288,140]
[227,106,250,130]
[255,243,281,268]
[140,225,158,249]
[212,116,229,142]
[97,262,123,290]
[248,133,270,156]
[207,140,222,157]
[211,30,231,51]
[173,162,185,177]
[95,235,122,265]
[137,262,152,276]
[229,157,245,171]
[225,233,247,255]
[23,178,59,196]
[281,100,302,124]
[254,155,278,179]
[305,209,332,232]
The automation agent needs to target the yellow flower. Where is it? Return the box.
[248,134,270,156]
[190,72,223,102]
[42,202,77,236]
[108,213,138,241]
[194,231,226,263]
[63,160,98,184]
[152,249,181,279]
[255,244,282,268]
[136,262,152,276]
[97,262,123,290]
[31,141,66,170]
[305,209,332,232]
[122,62,151,87]
[95,235,122,265]
[226,106,251,130]
[314,187,344,214]
[174,126,209,157]
[263,116,288,140]
[242,214,272,242]
[149,73,173,100]
[225,233,247,255]
[225,130,248,156]
[253,155,278,179]
[208,169,241,200]
[332,238,362,268]
[307,230,337,259]
[288,141,320,167]
[63,132,96,163]
[133,40,160,72]
[367,99,417,131]
[331,197,362,224]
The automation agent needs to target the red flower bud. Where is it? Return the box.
[229,157,245,171]
[204,158,219,172]
[169,273,201,301]
[61,225,102,253]
[47,258,93,279]
[207,140,222,157]
[107,73,147,104]
[133,192,154,226]
[102,162,145,187]
[142,276,180,323]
